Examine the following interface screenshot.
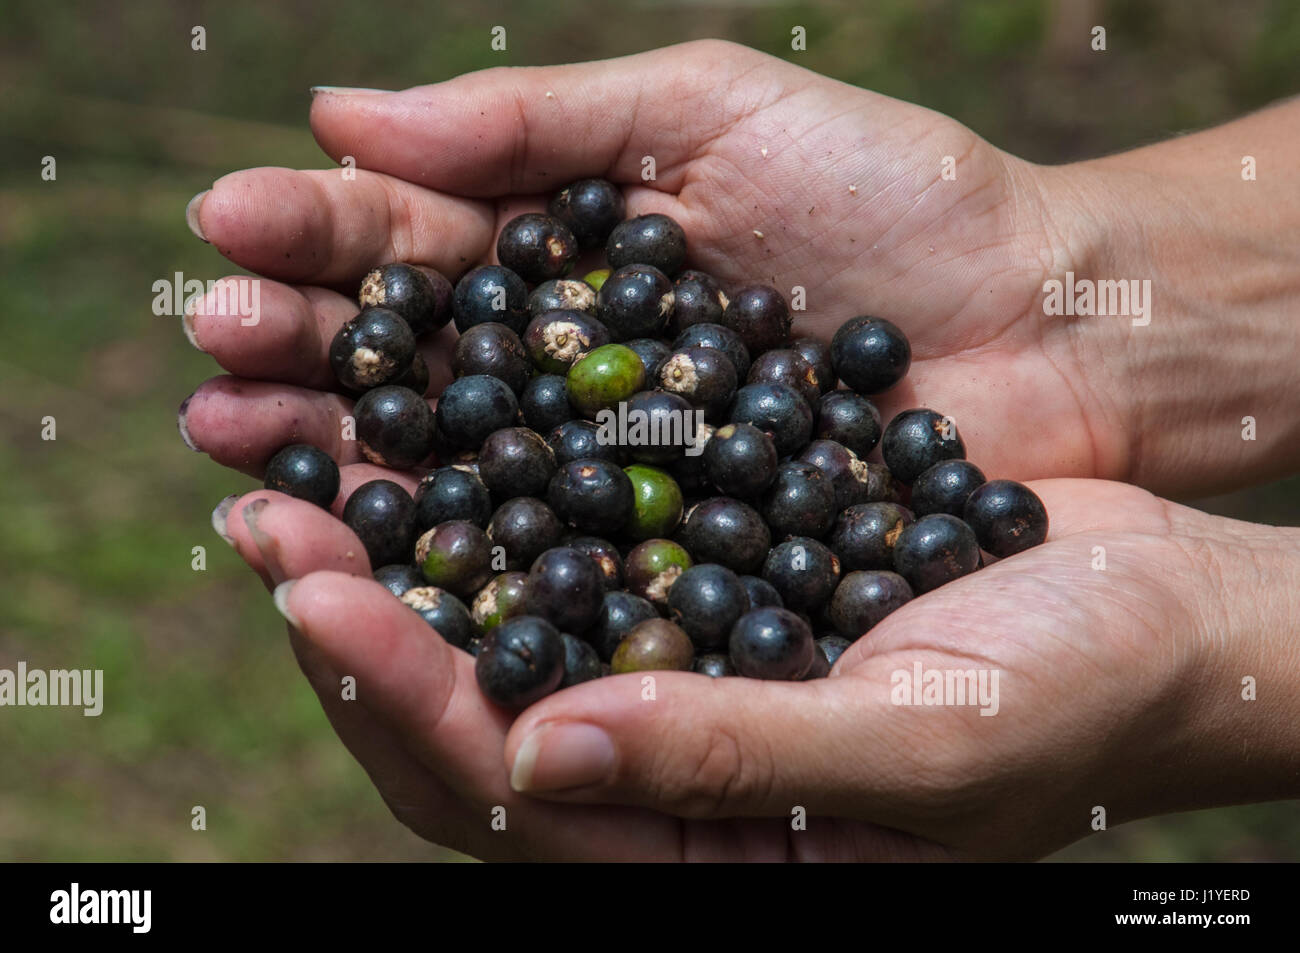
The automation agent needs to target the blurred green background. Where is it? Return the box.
[1,0,1297,862]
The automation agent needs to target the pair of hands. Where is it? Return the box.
[181,41,1300,860]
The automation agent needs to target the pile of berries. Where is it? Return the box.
[260,178,1048,709]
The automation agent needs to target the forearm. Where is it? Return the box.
[1041,98,1300,496]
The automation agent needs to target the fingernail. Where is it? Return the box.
[310,86,393,96]
[243,498,291,585]
[211,494,240,546]
[273,580,301,628]
[510,722,616,793]
[182,293,205,351]
[185,190,209,242]
[177,393,200,452]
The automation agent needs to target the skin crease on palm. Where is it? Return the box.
[182,42,1300,861]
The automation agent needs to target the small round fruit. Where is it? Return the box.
[828,501,915,571]
[559,633,604,687]
[451,322,532,394]
[583,267,611,291]
[623,465,684,540]
[658,347,737,422]
[470,571,530,636]
[739,575,783,609]
[881,408,967,484]
[667,563,750,651]
[529,278,597,318]
[329,306,417,391]
[566,536,624,590]
[673,322,751,380]
[722,285,791,355]
[623,389,698,465]
[497,213,579,283]
[815,390,882,457]
[479,427,556,499]
[761,462,837,540]
[816,635,852,668]
[452,264,528,333]
[606,213,687,276]
[526,546,609,634]
[589,590,658,662]
[892,513,981,593]
[728,607,814,680]
[596,264,675,340]
[963,480,1049,557]
[475,615,565,709]
[415,520,495,598]
[400,586,473,648]
[693,653,735,678]
[677,497,770,574]
[521,374,575,433]
[796,439,875,512]
[669,270,729,336]
[548,179,626,248]
[830,316,911,395]
[566,344,646,418]
[791,337,835,395]
[911,460,988,517]
[264,444,339,508]
[547,419,621,466]
[413,466,492,531]
[435,375,520,450]
[373,563,425,598]
[762,537,841,611]
[830,570,914,640]
[611,618,695,673]
[702,422,778,498]
[486,497,564,571]
[747,348,820,406]
[342,479,416,568]
[358,262,453,336]
[624,337,673,381]
[624,538,693,607]
[354,386,436,468]
[524,309,611,374]
[729,382,813,457]
[547,458,634,533]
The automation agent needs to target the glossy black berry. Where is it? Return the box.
[911,460,988,517]
[791,337,835,395]
[658,346,738,422]
[547,458,634,533]
[451,322,532,394]
[747,348,820,406]
[729,382,813,457]
[566,536,624,591]
[374,563,425,598]
[796,439,874,512]
[963,480,1049,557]
[892,513,981,593]
[358,263,453,337]
[729,607,814,680]
[830,316,911,395]
[606,213,687,276]
[548,179,626,248]
[414,466,492,531]
[667,563,751,651]
[596,264,675,340]
[881,408,966,484]
[452,264,528,334]
[816,635,852,668]
[264,444,339,508]
[415,520,495,598]
[475,615,566,709]
[677,497,770,574]
[529,278,598,318]
[547,419,620,466]
[830,570,914,640]
[342,479,416,568]
[400,586,473,648]
[589,590,658,662]
[435,375,520,450]
[622,389,698,465]
[497,213,579,283]
[329,306,416,392]
[353,386,436,469]
[559,633,604,687]
[486,497,564,571]
[828,501,915,571]
[524,309,611,375]
[762,462,837,540]
[815,390,882,458]
[693,653,735,677]
[520,374,574,433]
[624,337,673,381]
[673,322,751,380]
[722,285,791,356]
[611,618,695,673]
[478,427,557,499]
[526,546,607,634]
[739,575,784,609]
[702,422,778,498]
[470,571,530,636]
[761,537,841,611]
[669,270,729,336]
[624,538,693,608]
